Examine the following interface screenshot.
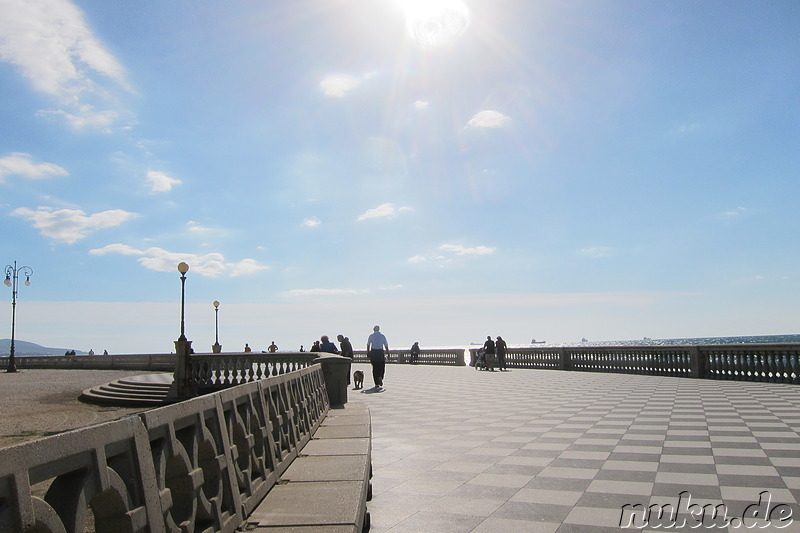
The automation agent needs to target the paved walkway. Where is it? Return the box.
[2,366,800,531]
[351,363,800,532]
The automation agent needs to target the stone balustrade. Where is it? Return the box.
[188,352,320,391]
[470,343,800,384]
[352,348,466,366]
[0,365,334,532]
[3,343,798,384]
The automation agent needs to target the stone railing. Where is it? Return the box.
[469,343,800,384]
[352,348,466,366]
[188,352,320,391]
[0,365,331,533]
[0,353,175,371]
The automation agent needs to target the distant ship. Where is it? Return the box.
[581,338,588,342]
[530,338,546,344]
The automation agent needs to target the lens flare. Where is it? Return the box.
[398,0,470,49]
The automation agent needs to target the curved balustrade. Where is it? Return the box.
[189,352,320,390]
[0,365,329,533]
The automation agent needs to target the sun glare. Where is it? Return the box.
[395,0,470,49]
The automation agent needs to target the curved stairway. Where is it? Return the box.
[80,373,174,406]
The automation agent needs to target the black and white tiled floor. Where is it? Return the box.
[351,364,800,532]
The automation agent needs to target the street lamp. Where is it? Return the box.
[177,262,189,342]
[170,261,194,399]
[212,300,222,353]
[4,261,33,374]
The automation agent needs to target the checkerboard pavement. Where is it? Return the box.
[351,363,800,532]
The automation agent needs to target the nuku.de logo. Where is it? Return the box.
[619,491,795,529]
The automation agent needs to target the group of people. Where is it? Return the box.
[480,335,508,371]
[240,326,393,390]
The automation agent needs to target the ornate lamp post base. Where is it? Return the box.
[168,338,195,399]
[212,342,222,353]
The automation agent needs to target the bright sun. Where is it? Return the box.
[395,0,470,49]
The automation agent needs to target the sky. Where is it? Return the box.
[0,0,798,354]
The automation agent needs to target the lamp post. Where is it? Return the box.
[212,300,222,353]
[177,261,189,342]
[169,261,194,399]
[4,261,33,374]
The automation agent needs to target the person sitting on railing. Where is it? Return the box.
[310,340,321,352]
[319,335,339,354]
[244,343,252,353]
[268,341,278,353]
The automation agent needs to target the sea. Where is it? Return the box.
[449,334,800,351]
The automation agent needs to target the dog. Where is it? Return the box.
[353,370,364,389]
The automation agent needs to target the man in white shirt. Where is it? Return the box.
[366,325,389,389]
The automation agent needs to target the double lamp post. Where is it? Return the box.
[4,261,33,374]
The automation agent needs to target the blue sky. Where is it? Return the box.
[1,0,798,354]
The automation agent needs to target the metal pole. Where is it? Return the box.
[179,271,187,341]
[7,261,18,373]
[215,306,219,345]
[4,261,32,374]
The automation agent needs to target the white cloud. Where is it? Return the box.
[0,152,68,183]
[89,244,269,277]
[301,217,321,228]
[12,206,138,244]
[145,170,181,193]
[718,207,747,219]
[439,244,495,256]
[467,110,510,129]
[409,243,494,265]
[414,100,429,109]
[0,0,131,129]
[320,74,359,97]
[356,203,413,222]
[284,288,369,296]
[580,246,612,258]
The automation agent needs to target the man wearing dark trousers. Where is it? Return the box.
[366,325,389,389]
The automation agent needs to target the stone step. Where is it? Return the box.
[80,373,174,406]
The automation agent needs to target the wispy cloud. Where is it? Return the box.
[0,152,68,183]
[145,170,181,193]
[580,246,612,258]
[467,110,509,129]
[89,244,269,277]
[301,217,321,228]
[669,122,702,135]
[320,74,359,97]
[717,207,747,219]
[439,244,495,256]
[0,0,131,129]
[409,243,496,264]
[414,100,429,109]
[319,72,377,98]
[356,203,413,222]
[11,206,137,244]
[284,288,370,296]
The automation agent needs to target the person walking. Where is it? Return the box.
[338,334,354,384]
[495,335,508,371]
[366,325,389,389]
[483,335,496,371]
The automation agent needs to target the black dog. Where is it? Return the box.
[353,370,364,389]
